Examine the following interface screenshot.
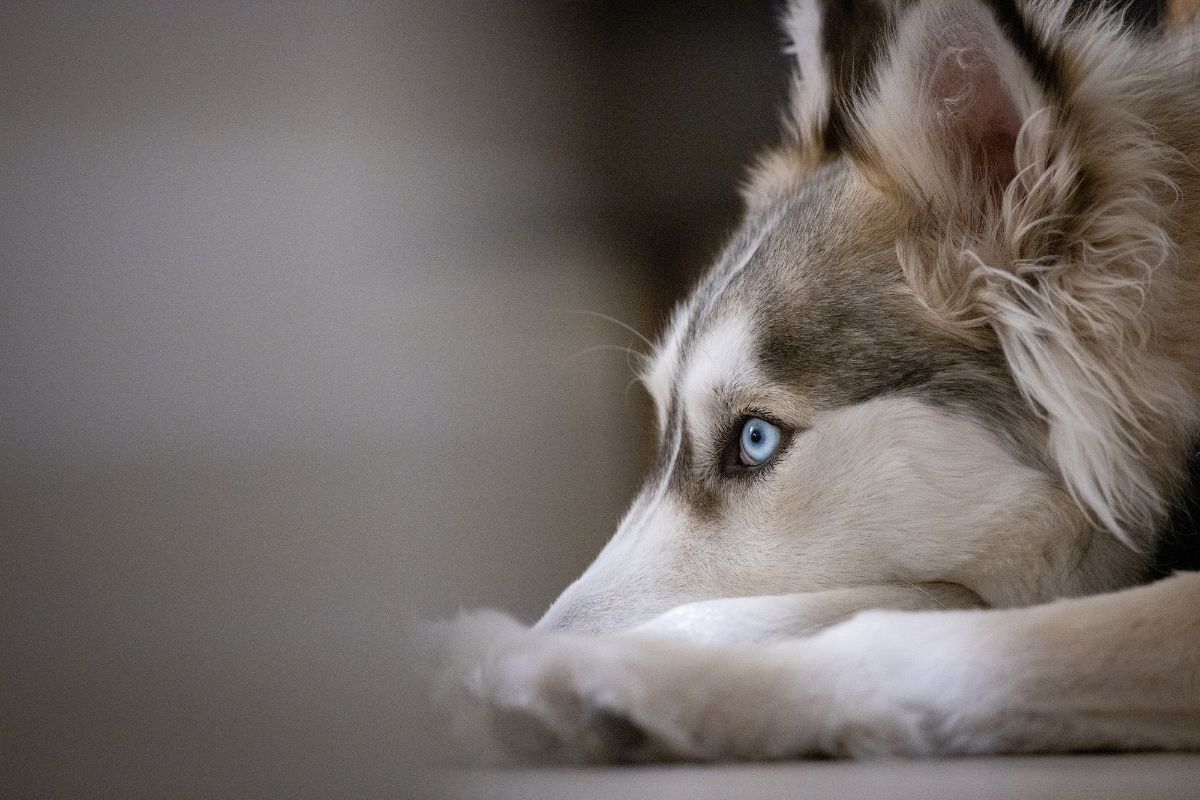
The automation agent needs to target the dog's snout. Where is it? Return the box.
[535,586,643,634]
[535,595,618,634]
[534,602,583,632]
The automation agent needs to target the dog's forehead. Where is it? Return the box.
[643,276,764,431]
[644,166,869,425]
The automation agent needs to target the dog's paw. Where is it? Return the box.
[419,608,528,678]
[472,633,672,763]
[427,621,811,763]
[422,616,718,763]
[420,609,535,763]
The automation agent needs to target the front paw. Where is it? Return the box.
[420,609,534,764]
[474,633,668,763]
[426,618,717,763]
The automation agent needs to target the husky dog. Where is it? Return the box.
[429,0,1200,761]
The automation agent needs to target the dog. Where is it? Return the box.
[427,0,1200,762]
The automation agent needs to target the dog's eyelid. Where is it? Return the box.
[716,411,805,477]
[733,405,805,434]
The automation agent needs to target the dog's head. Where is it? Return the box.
[539,0,1196,633]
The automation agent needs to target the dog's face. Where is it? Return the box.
[539,0,1188,632]
[539,163,1066,632]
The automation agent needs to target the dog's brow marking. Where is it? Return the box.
[652,209,782,429]
[681,315,755,440]
[696,209,784,326]
[659,210,783,464]
[648,207,782,427]
[645,306,692,431]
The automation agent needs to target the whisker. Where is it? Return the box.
[565,343,651,366]
[561,309,654,351]
[902,581,949,610]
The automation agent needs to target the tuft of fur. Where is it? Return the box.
[781,0,832,155]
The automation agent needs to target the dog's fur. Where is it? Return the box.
[429,0,1200,761]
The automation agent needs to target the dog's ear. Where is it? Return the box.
[846,1,1039,219]
[745,0,904,208]
[780,0,905,156]
[848,1,1194,548]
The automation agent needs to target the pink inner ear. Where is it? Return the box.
[929,42,1021,194]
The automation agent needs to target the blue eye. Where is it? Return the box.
[739,417,782,467]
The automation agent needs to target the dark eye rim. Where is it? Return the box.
[718,411,795,478]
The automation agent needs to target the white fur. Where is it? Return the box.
[642,300,691,435]
[631,583,983,646]
[679,314,757,438]
[782,0,830,152]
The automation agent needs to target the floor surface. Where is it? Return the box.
[421,753,1200,800]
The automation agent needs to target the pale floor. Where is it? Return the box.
[421,754,1200,800]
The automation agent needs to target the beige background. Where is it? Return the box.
[0,2,782,796]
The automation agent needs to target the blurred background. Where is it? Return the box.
[0,1,787,796]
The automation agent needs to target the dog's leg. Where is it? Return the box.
[631,582,984,645]
[441,573,1200,761]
